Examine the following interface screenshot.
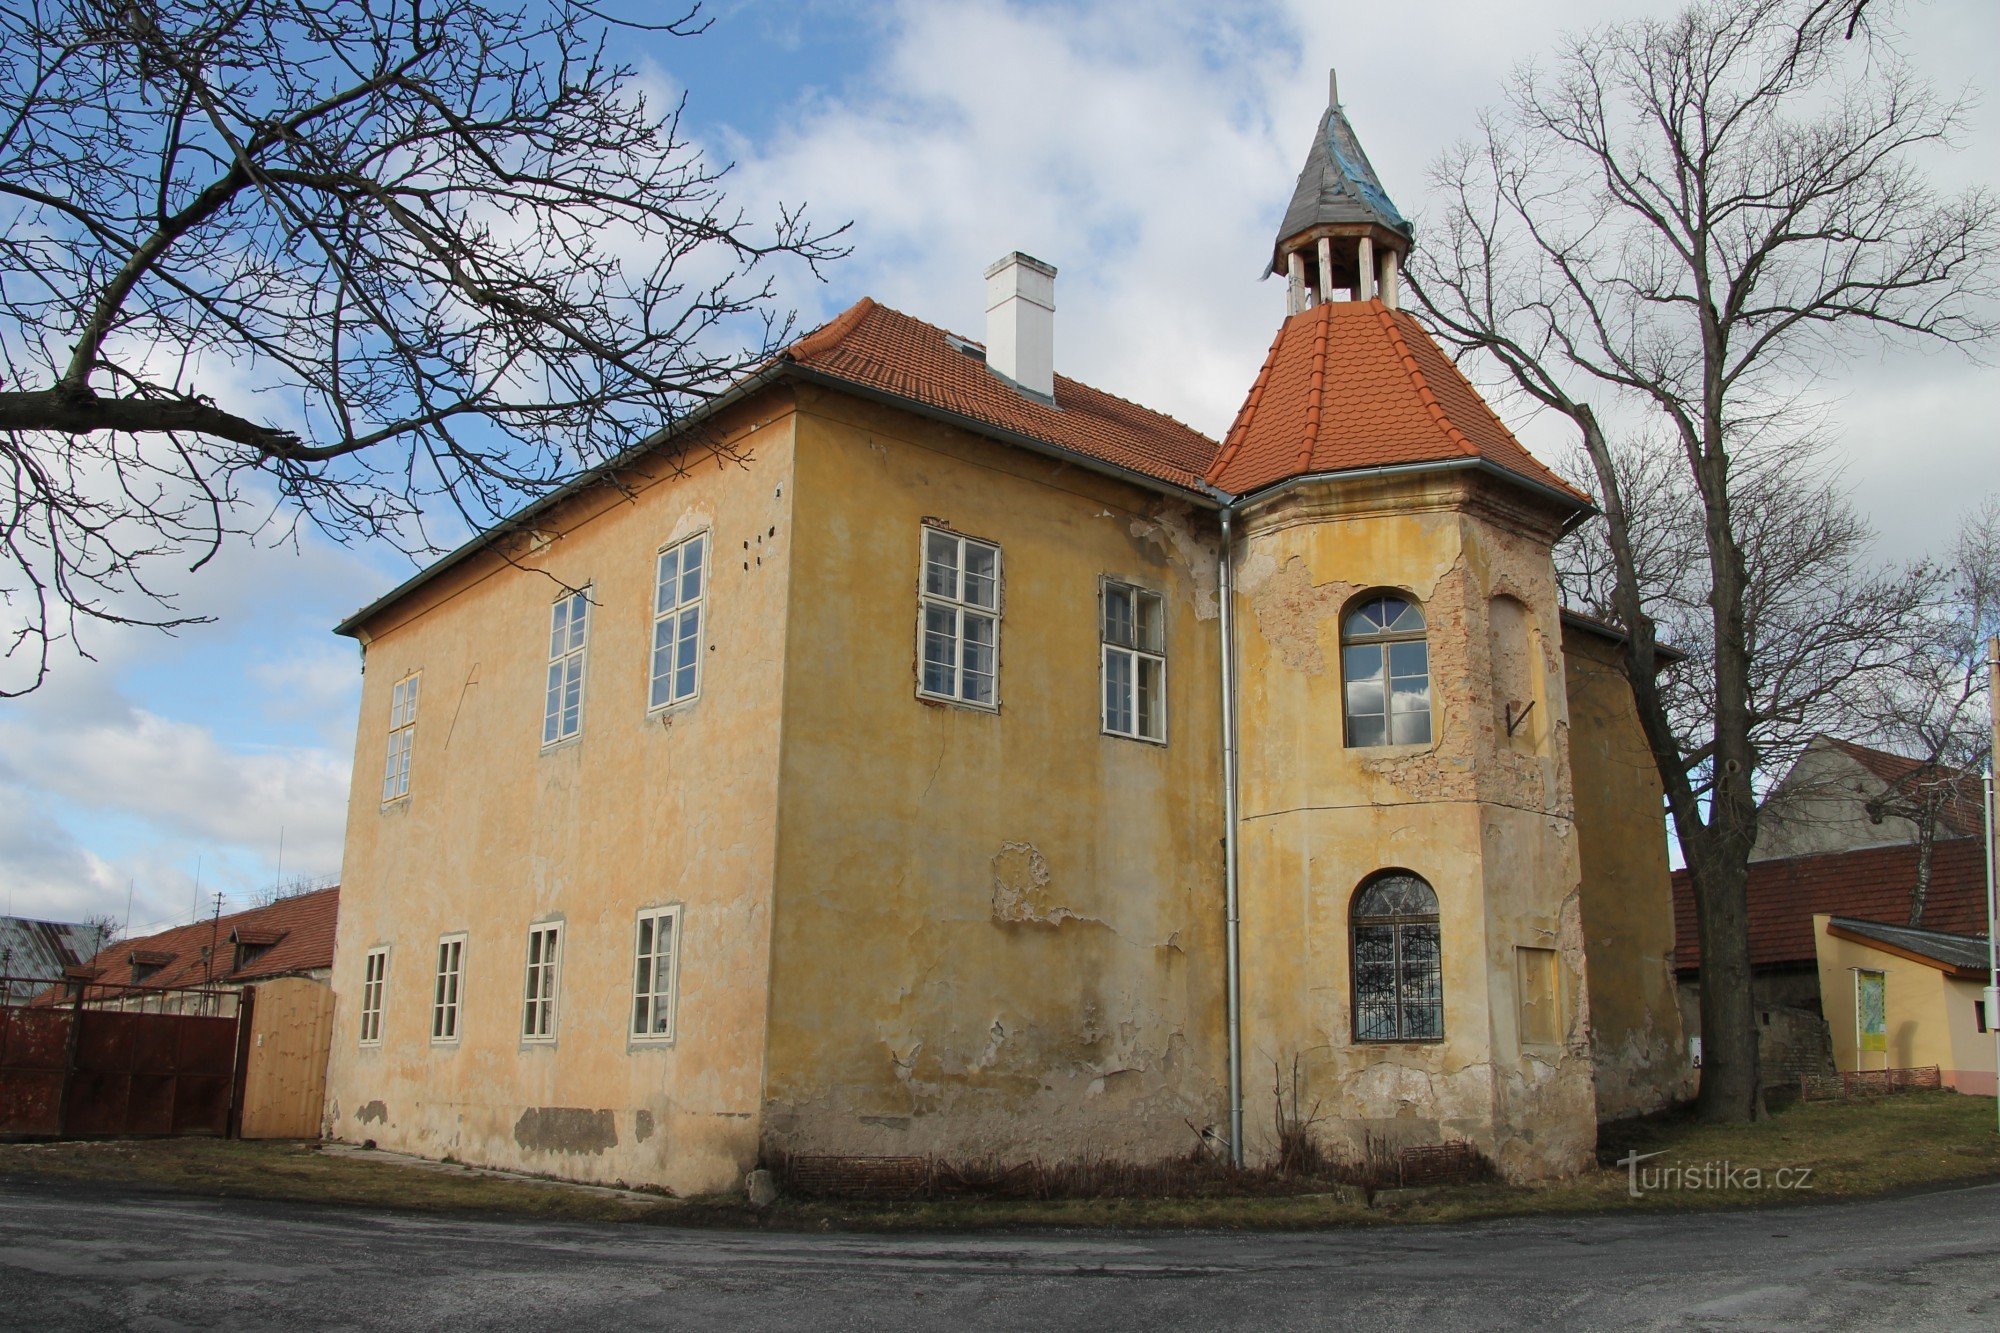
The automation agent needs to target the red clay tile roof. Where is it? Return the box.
[782,298,1220,492]
[1204,300,1588,503]
[1820,737,1984,839]
[1671,840,1989,972]
[81,887,339,990]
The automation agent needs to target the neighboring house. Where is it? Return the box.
[75,888,340,994]
[1673,840,1990,1089]
[0,918,112,1004]
[1813,915,1995,1095]
[324,85,1685,1194]
[1753,735,1983,867]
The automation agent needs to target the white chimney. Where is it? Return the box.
[983,252,1057,400]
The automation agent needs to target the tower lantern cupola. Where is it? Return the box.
[1271,70,1413,314]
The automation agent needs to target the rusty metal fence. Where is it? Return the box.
[0,976,255,1139]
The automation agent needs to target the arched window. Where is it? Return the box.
[1341,594,1430,747]
[1351,871,1443,1042]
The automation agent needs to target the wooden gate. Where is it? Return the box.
[0,980,250,1139]
[238,976,334,1139]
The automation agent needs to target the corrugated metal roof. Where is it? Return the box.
[1,917,109,1001]
[1826,916,1993,976]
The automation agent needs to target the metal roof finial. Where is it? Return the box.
[1328,68,1338,108]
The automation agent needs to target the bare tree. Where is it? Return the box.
[0,0,846,694]
[1855,501,1999,924]
[1409,0,1996,1120]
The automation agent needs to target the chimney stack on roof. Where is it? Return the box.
[984,252,1057,401]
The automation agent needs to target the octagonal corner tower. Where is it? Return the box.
[1213,78,1600,1182]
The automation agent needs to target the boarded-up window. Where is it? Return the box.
[1488,595,1538,749]
[1517,946,1561,1046]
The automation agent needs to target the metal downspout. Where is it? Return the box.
[1219,507,1244,1166]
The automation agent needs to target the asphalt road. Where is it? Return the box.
[2,1178,1997,1331]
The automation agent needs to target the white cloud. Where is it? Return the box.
[725,0,1996,544]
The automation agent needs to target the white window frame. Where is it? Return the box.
[358,947,388,1046]
[431,933,466,1043]
[543,588,591,747]
[630,905,683,1042]
[521,922,563,1042]
[916,527,1001,710]
[1100,580,1167,743]
[649,532,708,712]
[381,672,420,802]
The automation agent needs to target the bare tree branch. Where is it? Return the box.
[0,0,849,693]
[1408,0,1996,1122]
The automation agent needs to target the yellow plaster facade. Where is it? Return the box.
[322,375,1687,1192]
[325,395,798,1195]
[1812,914,1996,1096]
[1564,629,1692,1117]
[761,386,1229,1160]
[1231,474,1598,1179]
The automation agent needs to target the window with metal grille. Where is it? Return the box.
[359,948,388,1045]
[521,924,562,1041]
[382,672,420,801]
[431,934,465,1042]
[631,906,681,1041]
[1341,594,1431,747]
[650,533,706,710]
[918,528,999,708]
[1101,581,1166,742]
[543,589,590,745]
[1351,871,1444,1042]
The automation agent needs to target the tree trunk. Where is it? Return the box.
[1908,810,1937,926]
[1685,833,1765,1121]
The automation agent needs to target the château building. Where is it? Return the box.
[322,80,1685,1192]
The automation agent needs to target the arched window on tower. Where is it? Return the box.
[1351,871,1444,1042]
[1341,593,1430,747]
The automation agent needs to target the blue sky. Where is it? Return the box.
[3,0,1995,934]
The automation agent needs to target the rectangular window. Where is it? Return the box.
[521,923,562,1041]
[381,673,420,802]
[1517,946,1561,1046]
[1101,581,1166,742]
[359,948,388,1045]
[650,533,707,710]
[543,589,590,745]
[630,906,682,1041]
[918,528,1000,708]
[431,934,465,1042]
[1976,1000,1988,1035]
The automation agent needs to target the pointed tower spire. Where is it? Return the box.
[1270,71,1412,313]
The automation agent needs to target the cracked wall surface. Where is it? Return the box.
[1231,473,1599,1182]
[321,394,795,1196]
[760,393,1228,1163]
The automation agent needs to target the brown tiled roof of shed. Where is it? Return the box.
[1671,839,1989,973]
[782,298,1221,492]
[1205,300,1588,504]
[80,886,339,990]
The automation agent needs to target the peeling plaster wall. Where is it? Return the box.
[1231,474,1598,1181]
[1563,627,1693,1117]
[760,388,1229,1163]
[322,396,796,1195]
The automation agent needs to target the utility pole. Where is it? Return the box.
[1985,635,1997,1136]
